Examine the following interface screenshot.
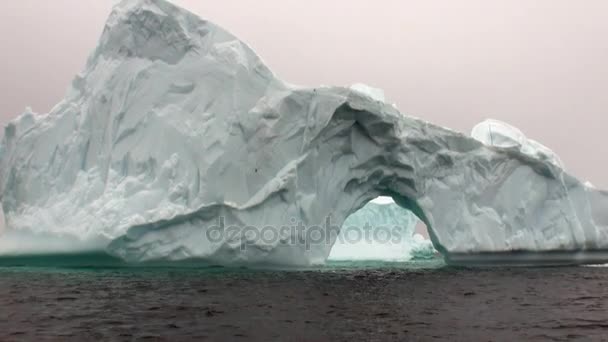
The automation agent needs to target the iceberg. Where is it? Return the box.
[1,0,607,266]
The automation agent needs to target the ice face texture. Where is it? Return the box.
[1,0,607,266]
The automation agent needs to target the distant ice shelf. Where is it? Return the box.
[1,0,607,267]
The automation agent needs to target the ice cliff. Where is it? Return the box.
[1,0,607,266]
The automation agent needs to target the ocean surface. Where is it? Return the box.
[0,255,607,341]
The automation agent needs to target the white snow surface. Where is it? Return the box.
[1,0,607,265]
[471,119,565,168]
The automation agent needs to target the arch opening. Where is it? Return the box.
[327,196,437,262]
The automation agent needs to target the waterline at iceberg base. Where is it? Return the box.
[1,0,607,267]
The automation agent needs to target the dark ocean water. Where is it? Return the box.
[0,255,607,341]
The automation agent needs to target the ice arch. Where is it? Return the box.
[1,0,607,266]
[327,197,434,262]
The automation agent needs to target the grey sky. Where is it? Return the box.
[1,0,607,188]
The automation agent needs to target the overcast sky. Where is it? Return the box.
[0,0,607,188]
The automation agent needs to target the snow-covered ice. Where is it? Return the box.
[471,119,565,168]
[349,83,386,103]
[1,0,607,266]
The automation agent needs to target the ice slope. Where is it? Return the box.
[1,0,607,265]
[327,200,433,261]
